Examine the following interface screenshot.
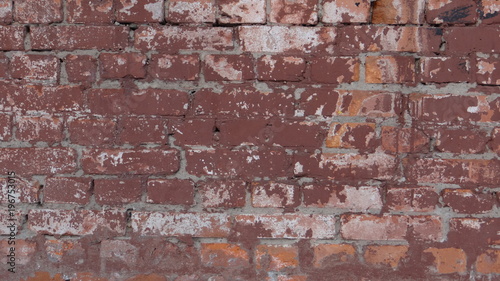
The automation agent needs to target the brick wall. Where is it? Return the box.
[1,0,499,280]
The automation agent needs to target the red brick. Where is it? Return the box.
[238,26,335,54]
[28,209,126,236]
[66,0,114,23]
[426,0,477,24]
[118,116,167,145]
[131,212,231,237]
[10,54,60,83]
[169,118,214,146]
[0,239,36,265]
[432,128,488,154]
[186,148,290,178]
[126,274,167,281]
[204,54,254,81]
[99,239,138,269]
[420,57,471,83]
[480,0,500,24]
[168,0,215,23]
[445,27,500,54]
[0,52,9,78]
[65,55,97,83]
[200,180,246,208]
[423,248,467,274]
[322,0,371,23]
[146,179,194,205]
[476,57,500,85]
[217,0,266,23]
[82,149,180,175]
[115,0,164,23]
[310,57,360,84]
[16,115,63,143]
[325,123,377,151]
[364,245,409,269]
[255,245,299,270]
[442,189,495,214]
[337,26,442,55]
[268,120,324,147]
[149,54,199,81]
[294,152,397,181]
[68,117,116,146]
[366,56,415,84]
[386,187,438,212]
[404,158,500,185]
[0,26,25,50]
[31,26,129,51]
[449,218,500,246]
[94,178,142,205]
[135,26,233,52]
[0,208,23,235]
[19,272,65,281]
[217,118,269,146]
[234,214,335,238]
[0,0,12,23]
[87,88,189,116]
[252,182,299,208]
[270,0,318,24]
[0,113,11,141]
[372,0,425,24]
[14,0,62,23]
[303,184,382,211]
[476,249,500,274]
[381,127,429,154]
[0,177,40,203]
[100,53,147,79]
[312,244,356,268]
[0,148,76,176]
[44,177,92,205]
[193,86,294,117]
[257,55,306,82]
[490,127,500,153]
[201,243,250,268]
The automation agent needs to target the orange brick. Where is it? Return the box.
[313,244,356,268]
[364,245,409,268]
[270,0,318,24]
[475,249,500,274]
[424,248,467,274]
[72,272,109,281]
[256,244,299,271]
[20,272,64,281]
[366,56,415,84]
[201,243,250,268]
[372,0,425,24]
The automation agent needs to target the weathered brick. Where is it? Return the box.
[257,55,306,82]
[0,177,40,203]
[44,177,91,205]
[10,53,60,83]
[0,113,11,141]
[381,127,429,154]
[449,218,500,245]
[255,245,299,270]
[135,26,233,52]
[364,245,409,268]
[0,239,36,265]
[66,0,114,23]
[270,0,318,24]
[100,53,147,79]
[201,243,250,268]
[433,128,488,153]
[31,26,129,51]
[475,249,500,274]
[149,54,199,81]
[0,52,8,78]
[442,189,495,214]
[420,57,471,83]
[372,0,424,24]
[303,184,382,211]
[310,57,360,84]
[268,120,324,147]
[322,0,370,23]
[0,148,76,176]
[312,244,356,268]
[252,182,299,208]
[273,275,307,281]
[204,54,254,81]
[44,239,86,264]
[216,118,269,146]
[476,57,500,85]
[445,27,500,54]
[14,0,62,23]
[426,0,477,24]
[82,149,179,175]
[366,56,415,84]
[65,55,97,83]
[325,123,377,151]
[480,0,500,24]
[238,26,335,54]
[94,178,142,205]
[423,248,467,274]
[234,214,335,238]
[386,187,438,212]
[146,179,194,205]
[0,0,12,23]
[126,274,167,281]
[115,0,164,22]
[169,118,214,146]
[200,180,246,208]
[168,0,215,23]
[131,212,231,237]
[68,117,116,146]
[119,117,167,145]
[28,209,126,236]
[217,0,266,23]
[490,127,500,153]
[0,26,25,50]
[16,115,62,143]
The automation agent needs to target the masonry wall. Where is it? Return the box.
[0,0,499,280]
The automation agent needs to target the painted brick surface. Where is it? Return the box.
[0,1,499,280]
